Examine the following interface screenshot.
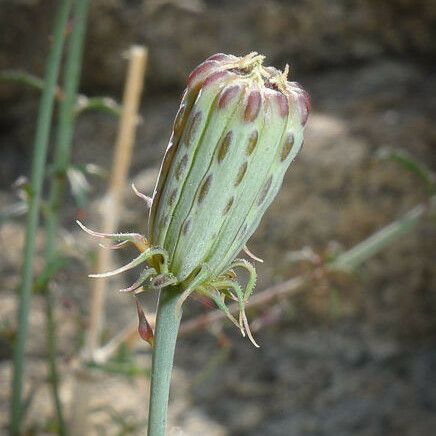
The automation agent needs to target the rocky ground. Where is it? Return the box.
[0,57,435,434]
[0,0,435,434]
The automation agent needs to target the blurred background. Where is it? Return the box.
[0,0,435,434]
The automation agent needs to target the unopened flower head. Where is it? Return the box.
[79,52,310,346]
[150,52,309,283]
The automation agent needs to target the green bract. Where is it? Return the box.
[79,52,310,345]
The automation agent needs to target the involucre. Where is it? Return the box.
[79,52,310,345]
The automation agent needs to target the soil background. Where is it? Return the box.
[0,0,435,435]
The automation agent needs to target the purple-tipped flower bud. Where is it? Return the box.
[149,53,310,285]
[80,52,310,345]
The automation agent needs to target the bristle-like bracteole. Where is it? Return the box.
[77,220,149,251]
[89,247,169,278]
[99,240,129,250]
[131,183,153,209]
[241,309,260,348]
[206,287,241,330]
[175,286,196,317]
[228,259,257,302]
[119,267,157,293]
[212,279,246,336]
[243,245,264,263]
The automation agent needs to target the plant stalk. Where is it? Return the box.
[69,46,147,436]
[147,287,182,436]
[84,46,148,358]
[43,1,89,434]
[331,203,428,271]
[10,1,73,433]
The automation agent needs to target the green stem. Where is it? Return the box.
[0,70,121,118]
[331,203,428,271]
[147,287,182,436]
[45,292,64,432]
[10,1,73,434]
[43,1,89,434]
[0,70,46,92]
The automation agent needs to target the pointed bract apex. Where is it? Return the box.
[135,297,154,347]
[119,267,157,293]
[76,220,149,252]
[131,183,152,209]
[243,245,264,263]
[98,240,129,250]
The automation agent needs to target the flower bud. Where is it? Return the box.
[80,52,310,346]
[149,52,310,285]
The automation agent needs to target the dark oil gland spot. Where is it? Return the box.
[257,175,273,205]
[152,276,166,287]
[234,162,248,187]
[297,91,310,126]
[244,90,261,122]
[168,188,178,206]
[218,85,240,109]
[182,219,192,235]
[246,130,258,156]
[265,81,279,91]
[175,154,188,180]
[280,132,295,161]
[203,70,229,88]
[229,66,253,76]
[223,197,234,215]
[218,131,233,163]
[187,60,217,88]
[186,112,202,146]
[275,93,289,118]
[159,214,169,230]
[198,174,212,203]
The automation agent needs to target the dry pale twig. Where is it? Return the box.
[85,46,148,358]
[94,197,433,362]
[180,276,306,335]
[70,45,148,436]
[95,275,308,363]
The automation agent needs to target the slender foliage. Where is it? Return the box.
[10,1,73,433]
[43,1,90,434]
[0,70,121,117]
[332,203,429,271]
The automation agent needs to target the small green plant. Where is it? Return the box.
[7,1,92,433]
[9,1,74,433]
[80,52,310,436]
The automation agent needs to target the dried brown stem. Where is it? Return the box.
[85,46,148,358]
[70,45,148,436]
